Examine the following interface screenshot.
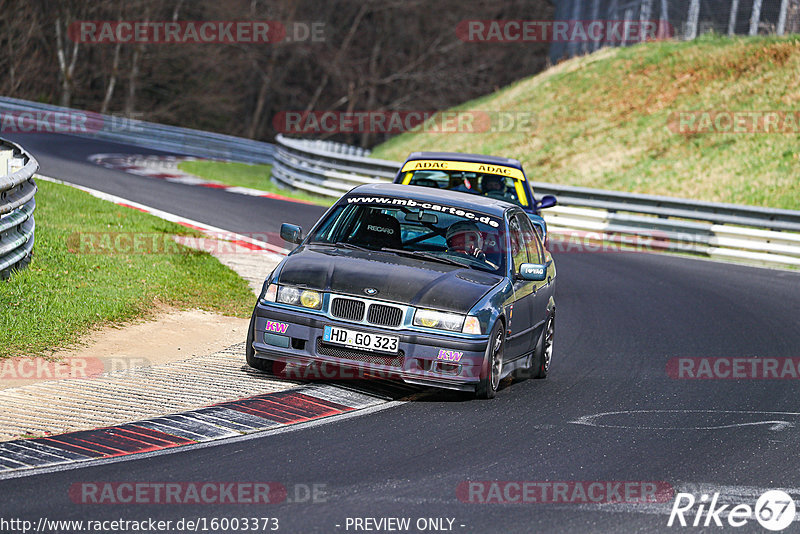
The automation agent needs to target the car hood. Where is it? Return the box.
[278,245,502,314]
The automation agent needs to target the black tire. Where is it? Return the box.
[245,312,275,373]
[475,321,505,399]
[531,310,554,379]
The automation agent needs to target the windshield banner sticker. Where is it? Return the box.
[345,196,501,228]
[400,159,525,180]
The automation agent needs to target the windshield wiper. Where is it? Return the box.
[334,241,373,252]
[309,241,373,253]
[379,247,470,268]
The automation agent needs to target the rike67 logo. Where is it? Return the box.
[668,490,796,531]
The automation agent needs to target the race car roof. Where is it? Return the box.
[345,183,516,218]
[403,151,524,170]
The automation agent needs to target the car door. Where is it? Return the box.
[504,211,536,361]
[519,214,552,347]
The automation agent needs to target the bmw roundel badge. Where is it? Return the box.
[364,287,378,296]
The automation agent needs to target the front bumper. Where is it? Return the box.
[251,302,489,391]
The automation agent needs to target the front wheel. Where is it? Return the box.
[531,310,554,379]
[475,321,505,399]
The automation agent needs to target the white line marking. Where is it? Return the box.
[571,409,800,430]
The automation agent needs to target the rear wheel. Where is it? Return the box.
[531,310,554,379]
[475,321,504,399]
[245,313,276,373]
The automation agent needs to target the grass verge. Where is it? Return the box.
[0,179,254,358]
[178,160,334,206]
[371,34,800,210]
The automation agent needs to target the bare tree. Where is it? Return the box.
[0,0,553,146]
[245,0,297,139]
[100,3,125,114]
[54,3,80,107]
[125,3,151,118]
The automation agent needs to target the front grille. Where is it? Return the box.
[367,304,403,327]
[331,297,365,321]
[316,338,404,367]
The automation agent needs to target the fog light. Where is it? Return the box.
[264,333,290,348]
[437,362,460,375]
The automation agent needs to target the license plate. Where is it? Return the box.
[323,325,399,354]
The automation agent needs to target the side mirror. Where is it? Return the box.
[536,195,557,210]
[280,223,303,244]
[518,263,547,281]
[527,214,547,242]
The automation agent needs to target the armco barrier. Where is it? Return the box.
[0,138,38,279]
[0,96,275,164]
[272,134,800,269]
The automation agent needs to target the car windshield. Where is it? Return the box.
[400,169,528,207]
[307,198,506,275]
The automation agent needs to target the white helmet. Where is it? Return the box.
[446,220,483,256]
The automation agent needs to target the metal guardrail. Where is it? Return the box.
[0,138,38,279]
[271,134,398,196]
[272,134,800,268]
[0,96,275,164]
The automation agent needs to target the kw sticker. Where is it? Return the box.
[265,321,288,334]
[438,349,464,362]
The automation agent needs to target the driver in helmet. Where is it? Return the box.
[446,220,486,261]
[448,172,473,193]
[481,174,506,195]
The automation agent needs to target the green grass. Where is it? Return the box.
[0,180,255,358]
[178,160,334,206]
[371,34,800,210]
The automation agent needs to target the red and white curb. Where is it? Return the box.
[88,153,315,205]
[0,384,391,476]
[5,176,409,477]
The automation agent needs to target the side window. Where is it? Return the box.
[532,230,545,264]
[518,215,543,264]
[508,214,529,272]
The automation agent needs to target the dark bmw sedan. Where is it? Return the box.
[247,183,556,398]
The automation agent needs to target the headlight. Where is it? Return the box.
[413,309,465,332]
[277,285,323,310]
[300,290,321,309]
[260,283,278,302]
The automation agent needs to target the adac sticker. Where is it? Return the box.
[400,159,526,180]
[437,349,463,362]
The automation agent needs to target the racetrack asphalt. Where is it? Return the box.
[1,132,800,533]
